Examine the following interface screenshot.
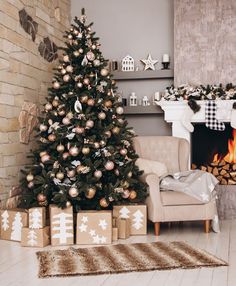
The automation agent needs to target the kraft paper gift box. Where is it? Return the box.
[76,210,112,245]
[29,207,46,229]
[0,208,28,241]
[50,205,74,246]
[117,218,130,239]
[21,226,50,247]
[113,205,147,235]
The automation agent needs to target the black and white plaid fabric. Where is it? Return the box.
[205,101,225,131]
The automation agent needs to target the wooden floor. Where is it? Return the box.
[0,220,235,286]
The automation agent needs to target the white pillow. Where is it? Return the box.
[136,158,168,177]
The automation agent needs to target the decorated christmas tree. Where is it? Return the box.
[20,9,147,211]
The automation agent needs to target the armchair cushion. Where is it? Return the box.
[136,158,168,177]
[160,191,203,206]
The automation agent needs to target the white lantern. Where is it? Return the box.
[129,92,137,106]
[142,96,150,106]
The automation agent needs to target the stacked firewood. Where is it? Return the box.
[192,160,236,185]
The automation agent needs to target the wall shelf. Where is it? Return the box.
[124,105,163,115]
[112,70,174,80]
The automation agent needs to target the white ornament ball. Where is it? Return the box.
[120,148,127,156]
[105,161,114,171]
[57,144,65,152]
[94,142,100,148]
[61,68,66,75]
[69,146,79,156]
[53,81,60,89]
[52,99,59,107]
[39,124,48,132]
[45,103,52,111]
[77,82,83,88]
[68,34,73,39]
[86,120,94,128]
[91,44,96,50]
[69,187,79,197]
[66,65,73,73]
[100,140,106,147]
[83,78,90,85]
[28,181,34,188]
[79,48,83,53]
[105,131,111,138]
[63,55,70,62]
[86,51,95,61]
[75,126,85,134]
[101,68,109,77]
[94,170,102,179]
[63,74,70,82]
[73,50,80,57]
[93,59,100,66]
[56,172,64,180]
[116,106,124,115]
[98,112,106,120]
[26,173,34,182]
[62,117,70,125]
[41,154,50,163]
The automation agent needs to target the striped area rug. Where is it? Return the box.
[36,241,227,278]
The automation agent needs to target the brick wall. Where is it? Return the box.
[0,0,71,206]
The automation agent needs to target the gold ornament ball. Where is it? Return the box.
[94,142,100,148]
[86,120,94,128]
[76,165,84,173]
[75,126,85,134]
[116,106,124,115]
[122,189,130,199]
[62,117,70,125]
[37,193,46,202]
[41,154,50,163]
[67,112,73,119]
[48,134,56,141]
[63,55,70,62]
[94,170,102,179]
[53,81,60,89]
[63,74,70,82]
[101,68,109,77]
[69,187,79,197]
[82,147,90,155]
[52,99,59,107]
[100,140,106,147]
[69,146,79,156]
[98,112,106,120]
[87,98,95,106]
[93,59,100,66]
[39,124,48,132]
[73,50,80,57]
[105,161,114,171]
[100,198,109,208]
[57,144,65,152]
[26,173,34,182]
[112,127,120,134]
[58,109,65,116]
[120,148,127,156]
[129,190,137,200]
[104,100,112,108]
[56,172,64,180]
[66,65,73,73]
[80,95,88,103]
[67,169,76,178]
[86,187,96,199]
[62,152,70,160]
[39,151,47,157]
[61,68,66,75]
[127,171,132,178]
[45,103,52,111]
[122,181,130,189]
[105,130,111,138]
[66,201,72,208]
[83,78,90,85]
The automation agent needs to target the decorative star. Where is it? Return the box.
[98,219,108,230]
[89,229,96,237]
[78,223,87,232]
[93,235,100,244]
[140,54,158,71]
[100,236,107,243]
[81,216,88,223]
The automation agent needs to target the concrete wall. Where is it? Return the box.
[174,0,236,86]
[71,0,173,136]
[0,0,71,205]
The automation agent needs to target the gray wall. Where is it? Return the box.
[174,0,236,86]
[71,0,173,136]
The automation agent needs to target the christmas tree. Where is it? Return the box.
[20,9,147,211]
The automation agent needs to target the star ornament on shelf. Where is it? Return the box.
[140,54,158,71]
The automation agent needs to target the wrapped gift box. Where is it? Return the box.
[117,218,130,239]
[50,205,74,246]
[76,210,112,245]
[0,208,28,241]
[21,226,50,247]
[113,205,147,235]
[29,207,46,229]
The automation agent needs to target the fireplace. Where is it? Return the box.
[191,124,236,185]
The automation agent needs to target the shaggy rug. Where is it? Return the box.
[36,241,227,278]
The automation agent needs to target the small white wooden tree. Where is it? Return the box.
[27,229,37,246]
[11,212,23,241]
[119,206,130,219]
[29,208,42,229]
[1,210,9,231]
[52,213,73,244]
[132,210,144,230]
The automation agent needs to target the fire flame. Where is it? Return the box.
[213,129,236,164]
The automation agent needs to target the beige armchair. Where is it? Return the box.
[133,136,216,236]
